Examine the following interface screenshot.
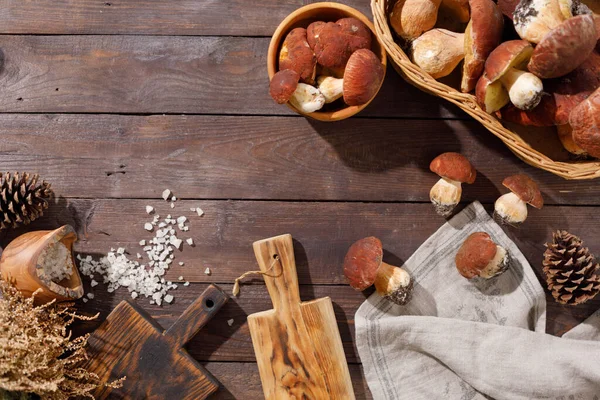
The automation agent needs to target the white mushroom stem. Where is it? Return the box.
[479,245,509,279]
[495,192,528,224]
[499,67,544,110]
[289,83,326,113]
[430,177,462,216]
[317,76,343,103]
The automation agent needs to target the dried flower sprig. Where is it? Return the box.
[0,279,124,399]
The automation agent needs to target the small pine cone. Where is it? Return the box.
[543,231,600,305]
[0,172,52,230]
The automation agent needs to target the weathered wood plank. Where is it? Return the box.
[205,362,373,399]
[70,282,599,365]
[0,35,461,118]
[0,114,595,204]
[4,200,599,288]
[0,0,372,37]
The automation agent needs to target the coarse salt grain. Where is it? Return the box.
[170,203,175,209]
[162,189,172,201]
[91,280,98,287]
[204,268,211,275]
[186,238,194,246]
[37,241,74,283]
[178,276,184,281]
[196,208,204,217]
[164,294,174,303]
[227,319,234,326]
[184,281,190,286]
[146,205,154,214]
[144,223,153,231]
[87,293,94,299]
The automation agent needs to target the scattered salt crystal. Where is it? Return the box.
[137,253,142,259]
[164,294,174,303]
[186,238,194,246]
[87,293,94,299]
[196,208,204,217]
[179,262,184,266]
[144,223,153,231]
[227,319,234,326]
[177,216,187,224]
[146,205,154,214]
[131,291,138,299]
[83,298,88,303]
[190,208,196,212]
[170,203,175,209]
[170,237,183,249]
[149,300,155,305]
[162,189,172,201]
[204,268,211,275]
[91,280,98,287]
[178,276,184,281]
[184,282,190,286]
[139,240,146,246]
[182,227,189,231]
[172,196,177,202]
[117,248,125,254]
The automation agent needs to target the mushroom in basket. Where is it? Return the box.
[494,174,543,225]
[344,237,413,305]
[429,152,476,217]
[455,232,511,279]
[409,0,503,92]
[569,87,600,158]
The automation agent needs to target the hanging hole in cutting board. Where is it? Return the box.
[205,299,215,309]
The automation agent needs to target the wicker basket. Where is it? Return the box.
[371,0,600,180]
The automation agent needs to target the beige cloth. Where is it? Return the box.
[355,202,600,399]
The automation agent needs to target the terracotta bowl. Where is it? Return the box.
[268,2,388,122]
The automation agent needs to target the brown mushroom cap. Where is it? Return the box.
[312,19,372,69]
[342,49,385,106]
[429,152,477,183]
[269,69,300,104]
[502,174,544,209]
[461,0,504,92]
[306,21,325,50]
[475,74,510,113]
[528,14,597,79]
[485,40,534,83]
[279,28,317,85]
[455,232,498,279]
[570,87,600,158]
[390,0,442,41]
[498,50,600,126]
[497,0,519,19]
[343,236,383,291]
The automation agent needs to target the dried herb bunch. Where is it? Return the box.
[0,279,124,399]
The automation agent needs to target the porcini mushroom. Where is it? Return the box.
[570,86,600,158]
[409,0,503,87]
[557,124,589,157]
[494,174,543,225]
[311,19,372,69]
[343,236,413,305]
[484,40,543,110]
[279,28,317,85]
[528,14,597,78]
[389,0,442,41]
[306,21,325,50]
[513,0,567,44]
[476,75,511,113]
[316,49,385,106]
[441,0,470,23]
[429,153,476,216]
[497,0,520,19]
[455,232,511,279]
[269,69,326,113]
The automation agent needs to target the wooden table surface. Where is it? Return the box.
[1,1,599,398]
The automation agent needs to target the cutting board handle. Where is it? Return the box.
[165,284,228,348]
[253,234,300,312]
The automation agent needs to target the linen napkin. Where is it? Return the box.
[355,201,600,399]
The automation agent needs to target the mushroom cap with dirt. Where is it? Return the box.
[513,0,568,44]
[311,18,372,69]
[494,174,543,225]
[343,237,413,305]
[390,0,442,41]
[269,70,325,113]
[279,28,317,85]
[316,49,385,106]
[484,40,544,111]
[429,153,476,217]
[409,0,503,88]
[528,14,597,79]
[455,232,511,279]
[570,86,600,158]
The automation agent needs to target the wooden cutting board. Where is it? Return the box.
[248,234,355,399]
[84,284,228,399]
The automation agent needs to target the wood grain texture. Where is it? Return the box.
[204,362,373,399]
[85,284,227,399]
[0,36,461,118]
[0,0,372,36]
[248,234,354,399]
[0,114,595,204]
[71,282,600,366]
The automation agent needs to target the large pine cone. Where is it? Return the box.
[543,231,600,305]
[0,172,52,230]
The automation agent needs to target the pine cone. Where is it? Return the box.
[0,172,52,230]
[543,231,600,305]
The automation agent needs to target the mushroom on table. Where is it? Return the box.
[455,232,511,279]
[343,237,413,305]
[429,152,476,217]
[494,174,544,225]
